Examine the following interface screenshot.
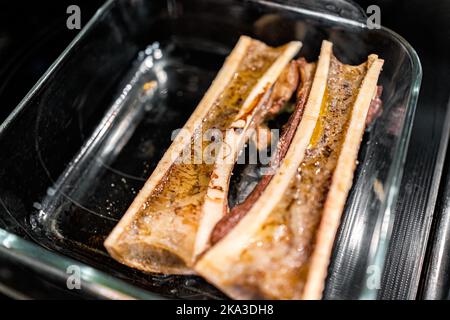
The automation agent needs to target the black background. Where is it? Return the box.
[0,1,104,122]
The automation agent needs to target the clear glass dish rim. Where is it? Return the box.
[0,0,422,299]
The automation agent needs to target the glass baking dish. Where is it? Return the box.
[0,0,421,299]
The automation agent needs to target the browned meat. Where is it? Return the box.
[366,86,383,126]
[210,59,316,245]
[266,60,300,116]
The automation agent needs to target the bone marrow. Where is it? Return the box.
[105,37,384,300]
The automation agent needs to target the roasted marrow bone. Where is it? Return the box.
[104,36,302,274]
[195,41,384,299]
[201,59,316,251]
[194,59,309,257]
